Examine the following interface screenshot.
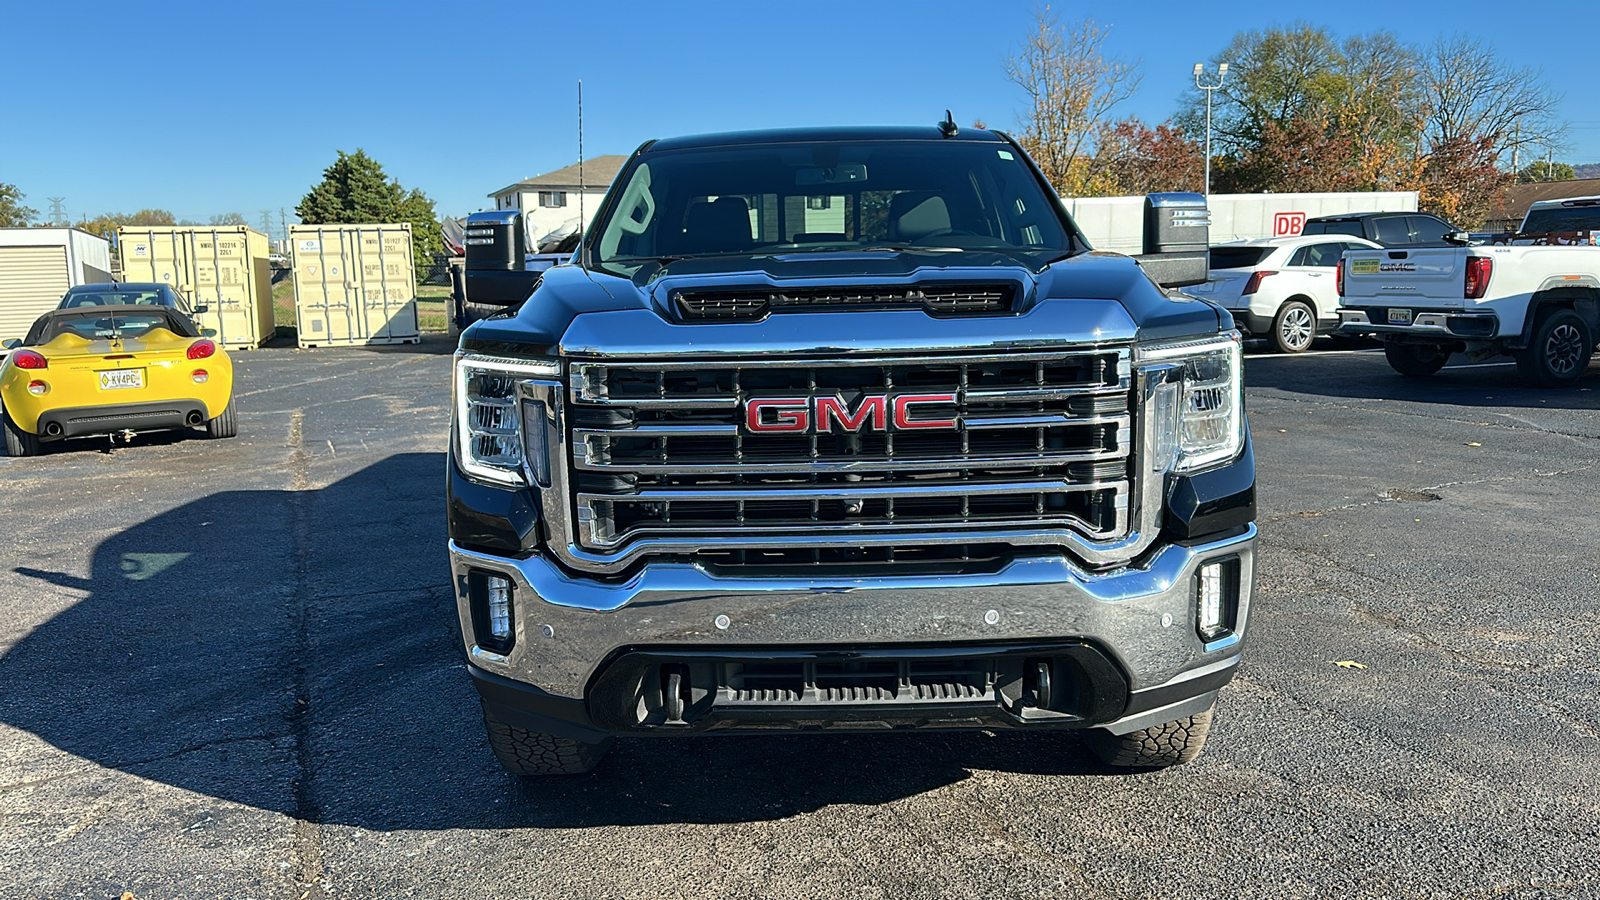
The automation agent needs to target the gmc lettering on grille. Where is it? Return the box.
[744,394,958,433]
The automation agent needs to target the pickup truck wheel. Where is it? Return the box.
[482,705,610,775]
[1084,706,1214,769]
[205,403,238,439]
[1271,301,1316,353]
[1517,310,1593,387]
[1383,341,1450,377]
[2,410,41,457]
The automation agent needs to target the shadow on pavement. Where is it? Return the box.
[1,453,1118,832]
[1245,350,1600,410]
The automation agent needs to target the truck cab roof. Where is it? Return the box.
[646,125,1007,153]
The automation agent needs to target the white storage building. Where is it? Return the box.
[0,228,114,345]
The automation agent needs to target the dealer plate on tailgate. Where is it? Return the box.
[1387,308,1413,325]
[98,369,144,390]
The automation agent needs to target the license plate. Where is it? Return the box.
[1387,308,1413,325]
[98,368,145,390]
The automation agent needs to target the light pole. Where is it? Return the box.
[1194,61,1229,196]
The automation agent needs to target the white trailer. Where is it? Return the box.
[0,228,114,345]
[1065,191,1420,253]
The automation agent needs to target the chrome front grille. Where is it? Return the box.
[563,351,1134,558]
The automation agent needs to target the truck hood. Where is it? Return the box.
[460,250,1228,355]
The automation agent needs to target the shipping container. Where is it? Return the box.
[289,224,420,348]
[0,228,113,345]
[116,226,275,350]
[1064,191,1421,253]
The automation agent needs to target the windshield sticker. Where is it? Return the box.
[1351,259,1380,274]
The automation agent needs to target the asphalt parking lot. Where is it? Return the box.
[2,336,1598,899]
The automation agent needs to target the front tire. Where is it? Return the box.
[1084,706,1215,768]
[2,410,41,457]
[1271,300,1317,353]
[205,403,237,438]
[1516,309,1593,387]
[1383,341,1450,377]
[482,704,611,775]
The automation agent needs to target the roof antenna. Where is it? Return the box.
[938,110,959,138]
[577,80,587,271]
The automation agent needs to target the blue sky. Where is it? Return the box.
[3,0,1594,232]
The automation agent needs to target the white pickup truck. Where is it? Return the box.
[1337,196,1600,386]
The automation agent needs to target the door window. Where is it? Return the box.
[1407,216,1453,243]
[1373,217,1411,244]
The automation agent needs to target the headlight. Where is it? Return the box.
[1137,332,1244,474]
[453,353,561,486]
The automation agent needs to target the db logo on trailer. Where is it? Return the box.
[745,394,958,433]
[1273,212,1307,237]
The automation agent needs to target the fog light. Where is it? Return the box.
[468,570,515,655]
[192,370,209,384]
[27,380,47,395]
[1196,557,1240,642]
[486,575,512,640]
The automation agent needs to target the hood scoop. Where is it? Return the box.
[673,283,1017,321]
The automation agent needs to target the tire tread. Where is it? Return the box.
[482,708,609,776]
[1085,708,1214,769]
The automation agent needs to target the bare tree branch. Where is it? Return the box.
[1005,7,1141,196]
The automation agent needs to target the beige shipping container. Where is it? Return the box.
[116,226,275,349]
[290,224,420,348]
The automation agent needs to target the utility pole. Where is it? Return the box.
[279,208,288,242]
[1512,123,1520,175]
[47,197,66,227]
[1194,62,1230,196]
[1547,147,1554,182]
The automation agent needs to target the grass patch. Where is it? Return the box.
[271,279,453,333]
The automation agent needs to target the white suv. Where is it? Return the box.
[1189,235,1382,352]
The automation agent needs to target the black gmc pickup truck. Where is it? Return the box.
[449,125,1256,774]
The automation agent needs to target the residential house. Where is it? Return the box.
[488,155,627,249]
[1484,178,1600,232]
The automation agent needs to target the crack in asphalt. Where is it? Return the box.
[285,409,327,898]
[1253,390,1600,443]
[1261,463,1600,524]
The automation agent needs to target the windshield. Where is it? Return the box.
[1300,220,1366,238]
[60,287,173,309]
[1522,206,1600,233]
[591,140,1074,275]
[28,309,197,345]
[1209,247,1275,269]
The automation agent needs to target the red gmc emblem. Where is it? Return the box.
[745,394,958,433]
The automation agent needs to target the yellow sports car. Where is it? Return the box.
[1,305,236,456]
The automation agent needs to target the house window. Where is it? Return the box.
[539,191,568,208]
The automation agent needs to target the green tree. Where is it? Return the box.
[297,149,442,279]
[1,183,38,227]
[1180,25,1347,155]
[1517,160,1576,183]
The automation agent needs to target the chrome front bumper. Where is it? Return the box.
[449,525,1256,707]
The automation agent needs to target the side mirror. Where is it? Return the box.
[193,305,211,315]
[1,339,20,350]
[1443,231,1472,246]
[1134,192,1210,289]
